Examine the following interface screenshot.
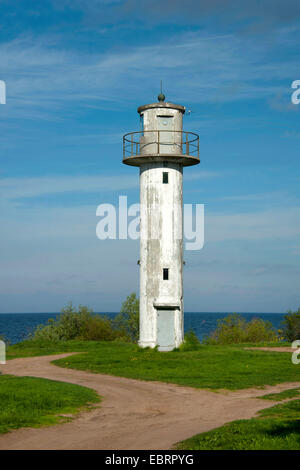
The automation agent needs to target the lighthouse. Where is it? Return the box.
[123,92,200,351]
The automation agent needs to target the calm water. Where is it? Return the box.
[0,312,286,345]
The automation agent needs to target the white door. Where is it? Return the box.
[157,309,175,351]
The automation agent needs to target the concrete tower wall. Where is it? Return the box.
[139,161,183,350]
[123,97,199,351]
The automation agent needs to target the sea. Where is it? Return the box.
[0,312,286,345]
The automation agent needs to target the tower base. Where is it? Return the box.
[138,340,157,349]
[157,345,175,352]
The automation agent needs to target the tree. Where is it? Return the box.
[282,308,300,342]
[113,293,139,342]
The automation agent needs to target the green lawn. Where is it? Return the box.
[260,388,300,401]
[0,374,100,434]
[4,339,300,448]
[176,397,300,450]
[7,339,298,390]
[7,339,89,359]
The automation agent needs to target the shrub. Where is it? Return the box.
[113,293,139,343]
[31,294,140,343]
[32,304,120,342]
[281,308,300,342]
[204,313,278,345]
[180,329,201,351]
[31,296,140,343]
[245,317,279,343]
[78,315,121,341]
[32,304,88,341]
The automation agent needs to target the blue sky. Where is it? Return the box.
[0,0,300,313]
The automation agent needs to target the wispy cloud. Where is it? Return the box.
[0,174,138,204]
[0,1,299,313]
[52,0,300,31]
[219,190,292,202]
[0,170,224,209]
[206,206,300,242]
[1,26,299,121]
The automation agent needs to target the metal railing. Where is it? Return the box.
[123,130,199,159]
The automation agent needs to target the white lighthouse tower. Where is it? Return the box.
[123,92,200,351]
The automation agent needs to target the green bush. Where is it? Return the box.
[281,308,300,342]
[31,304,120,342]
[78,315,123,341]
[31,295,140,343]
[180,329,201,351]
[113,293,139,342]
[204,313,279,345]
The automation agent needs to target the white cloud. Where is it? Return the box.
[0,27,299,121]
[206,206,300,242]
[0,174,138,203]
[1,183,299,311]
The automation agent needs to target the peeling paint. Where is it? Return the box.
[123,100,199,350]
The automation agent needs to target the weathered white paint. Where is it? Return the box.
[123,99,199,351]
[139,160,183,350]
[140,106,183,157]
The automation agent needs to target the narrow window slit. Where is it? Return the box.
[163,172,168,184]
[163,268,169,280]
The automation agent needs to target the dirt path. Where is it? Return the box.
[245,347,294,353]
[0,352,299,450]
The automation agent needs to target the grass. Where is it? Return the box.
[6,339,89,359]
[3,339,299,448]
[0,374,100,434]
[175,398,300,450]
[260,388,300,401]
[7,339,298,391]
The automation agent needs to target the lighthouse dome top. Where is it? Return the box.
[157,92,165,102]
[137,100,185,115]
